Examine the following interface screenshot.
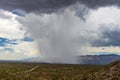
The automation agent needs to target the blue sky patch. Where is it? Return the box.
[0,38,7,47]
[0,37,18,47]
[0,37,34,47]
[4,48,14,53]
[0,48,14,53]
[22,37,34,42]
[12,10,26,16]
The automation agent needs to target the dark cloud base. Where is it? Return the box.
[91,26,120,47]
[0,0,120,13]
[80,0,120,9]
[0,0,76,13]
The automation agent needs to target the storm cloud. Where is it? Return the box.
[92,26,120,47]
[0,0,77,13]
[0,0,120,13]
[79,0,120,9]
[1,0,120,63]
[18,5,90,63]
[16,4,120,63]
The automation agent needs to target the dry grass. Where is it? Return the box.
[0,61,119,80]
[0,62,103,80]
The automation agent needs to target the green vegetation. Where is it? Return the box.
[0,61,119,80]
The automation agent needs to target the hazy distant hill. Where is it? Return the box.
[22,57,47,63]
[24,54,120,65]
[79,54,120,65]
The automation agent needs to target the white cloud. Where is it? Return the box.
[85,6,120,31]
[0,40,39,60]
[13,41,39,57]
[0,9,25,39]
[0,51,27,60]
[0,9,39,60]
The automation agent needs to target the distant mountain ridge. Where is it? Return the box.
[79,54,120,65]
[23,54,120,65]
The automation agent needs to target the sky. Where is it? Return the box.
[0,0,120,63]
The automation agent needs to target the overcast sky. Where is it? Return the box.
[0,0,120,63]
